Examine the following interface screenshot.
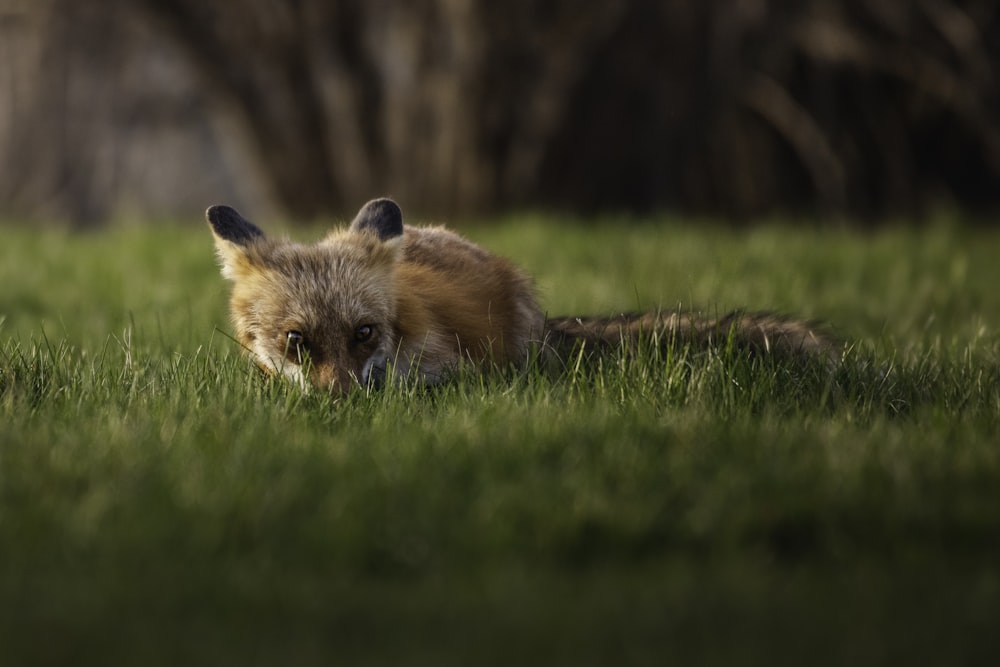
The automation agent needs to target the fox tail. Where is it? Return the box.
[543,310,840,362]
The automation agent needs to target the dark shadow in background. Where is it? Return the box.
[0,0,997,225]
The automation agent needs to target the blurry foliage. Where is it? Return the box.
[0,0,998,224]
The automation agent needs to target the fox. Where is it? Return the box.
[207,197,839,394]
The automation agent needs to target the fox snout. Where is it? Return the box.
[309,353,388,396]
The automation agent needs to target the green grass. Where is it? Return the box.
[2,217,999,665]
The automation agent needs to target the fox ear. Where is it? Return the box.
[349,198,404,241]
[207,205,264,245]
[206,205,264,280]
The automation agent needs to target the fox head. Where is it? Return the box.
[207,198,406,394]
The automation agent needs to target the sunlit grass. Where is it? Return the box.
[2,218,999,665]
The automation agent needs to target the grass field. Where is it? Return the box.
[2,215,999,665]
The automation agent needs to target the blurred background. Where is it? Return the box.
[1,0,998,227]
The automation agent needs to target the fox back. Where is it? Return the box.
[208,199,545,394]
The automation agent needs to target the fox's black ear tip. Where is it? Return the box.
[351,197,404,240]
[206,204,264,244]
[206,204,239,224]
[364,197,401,216]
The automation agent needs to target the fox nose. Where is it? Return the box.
[361,353,388,390]
[362,365,386,390]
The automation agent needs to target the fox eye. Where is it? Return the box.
[354,324,374,343]
[285,330,308,361]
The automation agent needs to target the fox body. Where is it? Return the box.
[208,198,837,394]
[209,199,544,391]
